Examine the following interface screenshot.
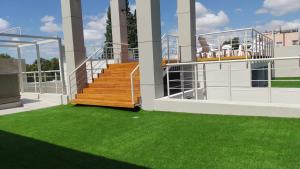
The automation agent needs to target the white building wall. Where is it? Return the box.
[274,46,300,77]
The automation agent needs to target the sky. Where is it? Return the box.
[0,0,300,63]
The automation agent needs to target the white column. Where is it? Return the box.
[61,0,86,93]
[17,47,24,93]
[177,0,196,62]
[110,0,129,63]
[58,38,67,94]
[136,0,164,110]
[35,44,42,94]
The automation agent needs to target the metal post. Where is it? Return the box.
[228,64,232,101]
[194,64,198,100]
[106,47,109,67]
[44,72,47,82]
[255,32,258,59]
[268,62,272,103]
[90,59,93,82]
[179,46,182,63]
[230,37,233,56]
[203,63,207,100]
[110,47,113,61]
[35,44,42,93]
[252,29,254,59]
[176,38,179,62]
[245,31,248,60]
[167,35,170,63]
[166,66,170,98]
[55,72,58,94]
[180,66,184,99]
[58,38,66,95]
[17,47,24,93]
[34,73,37,93]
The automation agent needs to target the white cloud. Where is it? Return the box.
[256,19,300,31]
[195,2,229,34]
[256,0,300,16]
[84,13,107,43]
[41,15,55,23]
[129,3,136,13]
[40,15,61,33]
[0,18,9,31]
[195,2,208,16]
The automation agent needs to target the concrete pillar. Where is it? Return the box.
[61,0,86,94]
[35,44,42,93]
[17,47,24,93]
[110,0,129,63]
[136,0,164,110]
[177,0,196,62]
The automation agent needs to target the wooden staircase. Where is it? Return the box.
[71,62,140,108]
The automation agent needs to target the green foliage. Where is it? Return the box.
[128,9,138,48]
[104,7,113,47]
[272,77,300,88]
[0,53,12,59]
[105,0,138,48]
[26,58,59,71]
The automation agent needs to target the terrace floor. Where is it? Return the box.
[0,98,58,116]
[0,105,299,169]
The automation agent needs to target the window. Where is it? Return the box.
[292,40,299,45]
[276,41,283,46]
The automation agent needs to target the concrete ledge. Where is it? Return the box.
[154,98,300,118]
[0,101,22,110]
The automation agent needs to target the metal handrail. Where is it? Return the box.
[22,70,60,74]
[68,47,104,99]
[166,56,300,66]
[130,64,140,105]
[69,48,103,76]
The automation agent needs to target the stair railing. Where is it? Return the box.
[130,64,140,105]
[68,47,106,100]
[161,34,179,63]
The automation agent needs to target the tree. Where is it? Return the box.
[104,0,138,48]
[0,53,12,59]
[128,9,138,48]
[26,58,60,72]
[104,7,113,47]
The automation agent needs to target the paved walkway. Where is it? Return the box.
[0,98,59,116]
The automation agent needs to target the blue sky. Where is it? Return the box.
[0,0,300,63]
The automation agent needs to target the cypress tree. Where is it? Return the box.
[104,1,138,48]
[104,7,112,47]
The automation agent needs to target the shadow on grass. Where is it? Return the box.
[0,130,148,169]
[74,104,141,112]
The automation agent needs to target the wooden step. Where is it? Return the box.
[72,62,140,109]
[94,77,140,82]
[88,83,140,89]
[108,63,138,69]
[83,87,140,94]
[71,99,135,108]
[76,93,139,102]
[92,80,140,85]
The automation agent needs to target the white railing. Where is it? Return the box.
[161,34,179,63]
[165,56,300,105]
[68,43,141,100]
[68,47,104,100]
[130,64,140,105]
[197,28,274,60]
[21,70,63,94]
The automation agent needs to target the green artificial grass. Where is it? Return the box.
[0,105,300,169]
[272,77,300,88]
